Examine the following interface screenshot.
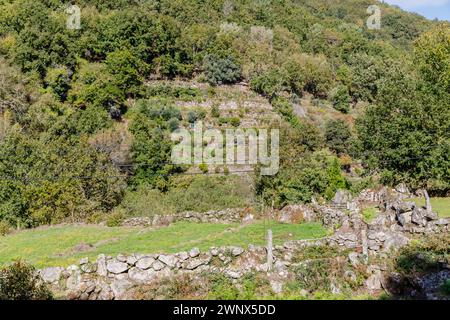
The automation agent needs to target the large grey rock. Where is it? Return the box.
[135,257,155,270]
[383,231,410,251]
[183,255,211,270]
[66,265,82,291]
[117,254,128,262]
[152,260,165,271]
[158,255,178,268]
[278,204,316,223]
[128,267,156,283]
[97,254,108,277]
[97,283,114,300]
[395,183,409,195]
[348,252,360,267]
[231,246,244,256]
[110,279,133,300]
[126,255,137,266]
[424,209,438,221]
[411,208,427,226]
[80,262,97,273]
[433,218,449,226]
[393,201,415,214]
[332,189,352,205]
[225,270,241,279]
[270,280,283,294]
[365,271,383,291]
[106,259,129,274]
[397,211,412,226]
[189,247,200,257]
[177,252,189,261]
[40,267,64,283]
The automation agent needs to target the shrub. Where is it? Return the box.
[206,273,240,300]
[330,85,351,113]
[146,85,201,100]
[395,233,450,274]
[45,67,70,101]
[0,220,12,236]
[118,175,254,217]
[362,207,378,224]
[282,53,333,98]
[198,163,209,174]
[218,117,241,127]
[203,54,241,86]
[0,261,53,300]
[106,210,125,227]
[75,106,113,134]
[211,105,220,118]
[250,69,284,99]
[291,260,332,292]
[441,279,450,296]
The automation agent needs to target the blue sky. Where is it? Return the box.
[383,0,450,21]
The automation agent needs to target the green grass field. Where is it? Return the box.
[406,197,450,218]
[0,221,327,268]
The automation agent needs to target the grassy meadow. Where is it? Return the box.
[0,221,327,268]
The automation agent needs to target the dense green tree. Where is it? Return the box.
[105,49,148,96]
[256,150,349,206]
[356,56,450,193]
[68,60,123,110]
[282,53,333,98]
[329,85,351,113]
[325,119,352,155]
[0,129,126,227]
[44,66,71,101]
[414,24,450,93]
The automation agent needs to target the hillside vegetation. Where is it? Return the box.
[0,0,448,229]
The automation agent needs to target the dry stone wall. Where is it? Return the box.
[121,208,255,227]
[37,189,449,300]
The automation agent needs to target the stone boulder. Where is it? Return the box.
[395,183,410,195]
[183,254,211,270]
[158,255,178,269]
[392,201,415,214]
[383,231,410,251]
[397,211,412,226]
[40,267,64,283]
[411,208,427,226]
[189,247,200,258]
[110,279,133,300]
[332,189,352,205]
[106,259,129,274]
[128,267,156,283]
[278,204,316,223]
[365,267,383,291]
[135,256,155,270]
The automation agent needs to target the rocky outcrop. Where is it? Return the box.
[277,204,316,223]
[378,198,448,235]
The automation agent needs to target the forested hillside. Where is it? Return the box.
[0,0,448,229]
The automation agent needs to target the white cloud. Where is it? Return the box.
[382,0,450,9]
